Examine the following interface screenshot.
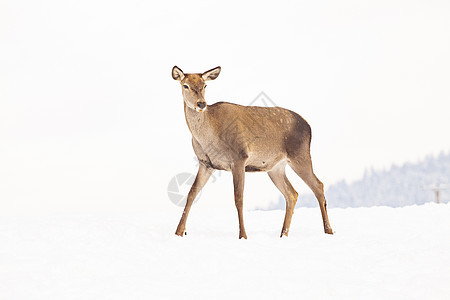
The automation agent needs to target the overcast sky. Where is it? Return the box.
[1,0,449,215]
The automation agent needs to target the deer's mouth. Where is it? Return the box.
[195,101,207,112]
[195,106,207,113]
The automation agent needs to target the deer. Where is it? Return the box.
[172,66,333,239]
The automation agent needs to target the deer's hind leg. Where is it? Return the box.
[268,163,298,237]
[288,154,333,234]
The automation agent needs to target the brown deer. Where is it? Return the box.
[172,66,333,239]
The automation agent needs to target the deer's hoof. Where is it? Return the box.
[175,227,185,237]
[239,232,247,239]
[325,226,334,235]
[280,229,289,238]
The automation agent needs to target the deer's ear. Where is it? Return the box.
[172,66,185,81]
[202,66,221,81]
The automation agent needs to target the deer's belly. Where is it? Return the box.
[194,134,287,172]
[201,153,285,173]
[245,153,286,172]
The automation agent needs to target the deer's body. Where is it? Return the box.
[172,66,333,239]
[186,101,310,173]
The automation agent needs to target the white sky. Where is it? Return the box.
[1,0,450,215]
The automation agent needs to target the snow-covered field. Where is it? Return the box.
[1,203,449,299]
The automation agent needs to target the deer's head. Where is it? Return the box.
[172,66,221,112]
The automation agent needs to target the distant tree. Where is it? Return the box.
[260,151,450,210]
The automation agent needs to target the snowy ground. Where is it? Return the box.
[1,203,449,299]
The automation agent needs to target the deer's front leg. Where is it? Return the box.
[175,164,214,237]
[232,160,247,239]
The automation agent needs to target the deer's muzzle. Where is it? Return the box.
[197,101,207,110]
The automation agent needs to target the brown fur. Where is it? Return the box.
[172,66,333,238]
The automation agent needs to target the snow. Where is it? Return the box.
[1,203,449,299]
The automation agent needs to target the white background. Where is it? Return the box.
[1,0,450,215]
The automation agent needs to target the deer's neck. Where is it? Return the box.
[184,102,211,142]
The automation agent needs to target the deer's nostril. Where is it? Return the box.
[197,102,206,109]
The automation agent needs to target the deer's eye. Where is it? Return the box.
[183,85,189,89]
[204,85,207,88]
